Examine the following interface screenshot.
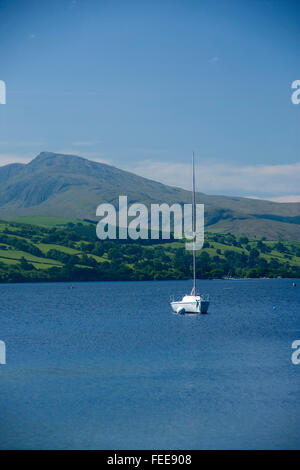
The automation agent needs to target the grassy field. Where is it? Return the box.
[36,243,81,255]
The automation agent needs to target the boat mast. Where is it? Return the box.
[192,151,197,295]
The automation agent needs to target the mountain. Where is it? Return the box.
[1,151,300,240]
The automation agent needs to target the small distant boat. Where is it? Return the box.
[170,153,210,315]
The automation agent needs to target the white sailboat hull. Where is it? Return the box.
[171,295,209,314]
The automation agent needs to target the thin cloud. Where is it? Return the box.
[128,160,300,199]
[264,195,300,203]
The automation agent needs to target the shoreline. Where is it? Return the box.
[0,277,299,286]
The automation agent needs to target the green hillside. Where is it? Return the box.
[0,218,299,283]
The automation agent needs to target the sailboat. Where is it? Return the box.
[170,153,210,315]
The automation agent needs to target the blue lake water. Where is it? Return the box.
[0,279,299,449]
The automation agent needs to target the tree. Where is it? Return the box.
[274,242,286,253]
[19,257,34,271]
[249,248,259,259]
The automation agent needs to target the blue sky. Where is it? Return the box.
[0,0,299,200]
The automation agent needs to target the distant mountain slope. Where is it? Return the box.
[1,151,300,240]
[0,162,24,185]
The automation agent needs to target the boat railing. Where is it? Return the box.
[170,295,185,302]
[170,293,210,302]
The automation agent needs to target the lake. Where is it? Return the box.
[0,279,299,449]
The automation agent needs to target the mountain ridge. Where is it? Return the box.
[1,151,300,240]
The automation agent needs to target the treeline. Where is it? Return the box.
[0,222,299,283]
